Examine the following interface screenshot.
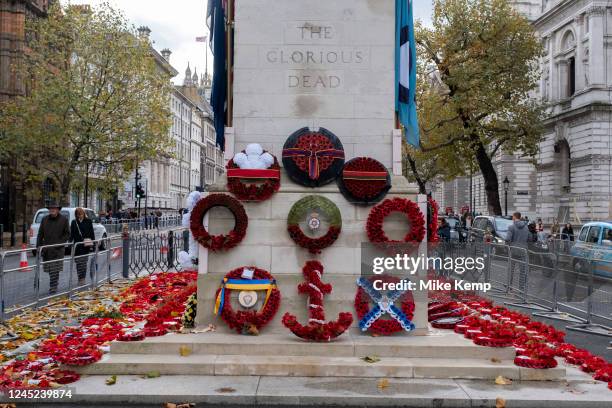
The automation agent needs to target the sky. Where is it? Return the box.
[64,0,434,84]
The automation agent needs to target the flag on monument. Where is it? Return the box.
[208,0,227,151]
[395,0,420,147]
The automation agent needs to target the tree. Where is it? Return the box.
[0,3,173,203]
[414,0,544,215]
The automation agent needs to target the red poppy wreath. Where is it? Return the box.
[428,196,439,242]
[190,193,248,252]
[354,275,415,336]
[226,143,281,202]
[338,157,391,204]
[213,267,281,334]
[366,197,426,246]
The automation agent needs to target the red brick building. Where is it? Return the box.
[0,0,53,228]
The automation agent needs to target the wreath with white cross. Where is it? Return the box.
[354,275,415,336]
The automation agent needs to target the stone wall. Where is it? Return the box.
[230,0,397,169]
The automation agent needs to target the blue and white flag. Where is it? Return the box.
[395,0,420,147]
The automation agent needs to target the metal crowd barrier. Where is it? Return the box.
[0,227,189,322]
[100,215,182,234]
[434,236,612,338]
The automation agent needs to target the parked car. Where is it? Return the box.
[469,216,513,244]
[570,221,612,278]
[439,216,467,242]
[29,207,108,255]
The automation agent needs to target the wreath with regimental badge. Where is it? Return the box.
[338,157,391,204]
[213,267,281,334]
[190,193,248,252]
[282,127,345,187]
[287,195,342,254]
[226,144,281,202]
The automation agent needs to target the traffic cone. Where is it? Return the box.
[20,244,31,272]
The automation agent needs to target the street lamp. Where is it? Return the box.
[503,176,510,216]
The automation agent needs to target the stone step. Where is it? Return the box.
[73,353,565,381]
[110,331,517,360]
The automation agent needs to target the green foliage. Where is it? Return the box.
[0,2,173,201]
[407,0,545,213]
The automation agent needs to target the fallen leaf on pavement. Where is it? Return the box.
[0,403,17,408]
[490,357,501,363]
[496,397,506,408]
[362,355,381,363]
[216,387,236,393]
[105,375,117,385]
[144,371,160,378]
[567,388,586,394]
[179,346,192,357]
[495,376,512,385]
[377,378,390,389]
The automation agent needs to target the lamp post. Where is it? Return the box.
[503,176,510,216]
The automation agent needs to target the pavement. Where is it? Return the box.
[3,364,611,407]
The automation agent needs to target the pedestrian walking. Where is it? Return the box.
[70,207,95,286]
[536,218,544,233]
[561,223,574,241]
[505,211,529,292]
[550,218,560,238]
[36,201,69,294]
[437,218,451,242]
[527,221,538,243]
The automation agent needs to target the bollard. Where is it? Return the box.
[0,253,5,322]
[122,224,130,278]
[167,232,175,268]
[22,224,27,244]
[0,224,3,249]
[183,229,189,253]
[10,223,16,247]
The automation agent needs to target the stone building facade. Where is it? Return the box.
[0,0,53,227]
[434,0,612,223]
[533,0,612,223]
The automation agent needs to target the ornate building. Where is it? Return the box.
[534,0,612,223]
[433,0,612,223]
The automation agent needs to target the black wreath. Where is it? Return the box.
[337,157,391,205]
[282,127,345,188]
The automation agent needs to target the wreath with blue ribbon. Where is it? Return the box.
[213,267,281,334]
[354,276,415,335]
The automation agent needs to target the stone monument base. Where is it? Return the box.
[74,330,566,381]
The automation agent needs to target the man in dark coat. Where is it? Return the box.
[505,212,529,293]
[36,202,70,294]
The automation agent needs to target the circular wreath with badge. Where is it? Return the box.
[287,195,342,254]
[213,267,281,334]
[366,197,426,245]
[190,193,248,252]
[282,127,345,187]
[338,157,391,204]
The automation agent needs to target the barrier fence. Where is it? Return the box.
[434,232,612,337]
[0,227,189,321]
[99,215,182,234]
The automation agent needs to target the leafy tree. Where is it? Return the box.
[0,2,173,202]
[414,0,544,214]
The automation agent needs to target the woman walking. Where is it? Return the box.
[70,208,95,286]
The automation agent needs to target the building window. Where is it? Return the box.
[555,139,571,190]
[567,57,576,96]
